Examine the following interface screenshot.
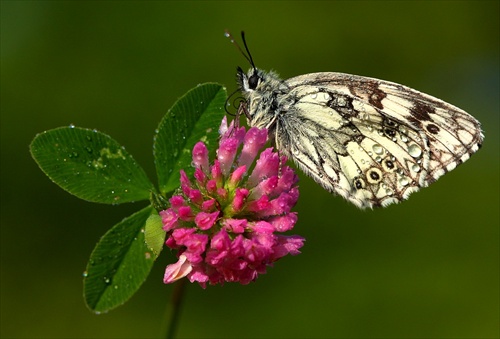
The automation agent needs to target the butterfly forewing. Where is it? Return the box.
[239,69,483,209]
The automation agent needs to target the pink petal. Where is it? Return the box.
[247,195,271,213]
[188,265,210,288]
[201,198,216,211]
[159,209,179,231]
[183,233,209,264]
[206,179,217,194]
[216,187,227,200]
[268,213,298,232]
[223,218,247,233]
[247,148,280,187]
[238,127,268,169]
[277,166,299,191]
[169,195,185,209]
[188,189,203,205]
[217,138,240,176]
[163,254,193,284]
[272,235,305,260]
[249,176,278,200]
[192,142,209,171]
[232,188,249,212]
[180,170,192,196]
[178,206,193,221]
[219,116,229,136]
[252,220,275,234]
[194,211,220,230]
[171,228,196,244]
[211,161,223,184]
[210,229,231,251]
[228,165,247,187]
[194,168,206,185]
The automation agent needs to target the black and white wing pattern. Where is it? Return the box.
[238,69,484,208]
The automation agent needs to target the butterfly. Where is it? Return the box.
[227,31,484,209]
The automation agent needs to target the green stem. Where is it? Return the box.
[164,279,188,339]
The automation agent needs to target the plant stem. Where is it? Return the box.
[164,279,188,339]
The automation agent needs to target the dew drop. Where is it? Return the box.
[82,271,88,277]
[69,124,75,128]
[104,277,111,284]
[400,134,408,143]
[399,177,410,186]
[411,164,421,173]
[385,189,393,196]
[408,144,422,158]
[372,144,384,155]
[310,93,317,99]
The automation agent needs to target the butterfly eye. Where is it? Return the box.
[248,73,260,89]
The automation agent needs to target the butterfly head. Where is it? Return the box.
[226,31,266,94]
[237,67,266,93]
[227,31,283,129]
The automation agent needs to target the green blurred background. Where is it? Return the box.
[1,1,498,338]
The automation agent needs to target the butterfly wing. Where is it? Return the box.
[273,72,483,208]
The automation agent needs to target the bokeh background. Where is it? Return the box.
[1,1,498,338]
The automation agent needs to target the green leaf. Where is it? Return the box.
[154,83,227,195]
[144,212,166,259]
[84,206,156,313]
[30,127,154,204]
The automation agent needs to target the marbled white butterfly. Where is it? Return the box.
[228,32,484,209]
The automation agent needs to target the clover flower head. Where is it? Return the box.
[160,117,304,288]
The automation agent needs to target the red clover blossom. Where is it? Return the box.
[160,117,304,288]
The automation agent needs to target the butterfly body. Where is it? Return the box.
[237,67,483,208]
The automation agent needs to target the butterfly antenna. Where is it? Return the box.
[240,31,257,71]
[225,30,256,71]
